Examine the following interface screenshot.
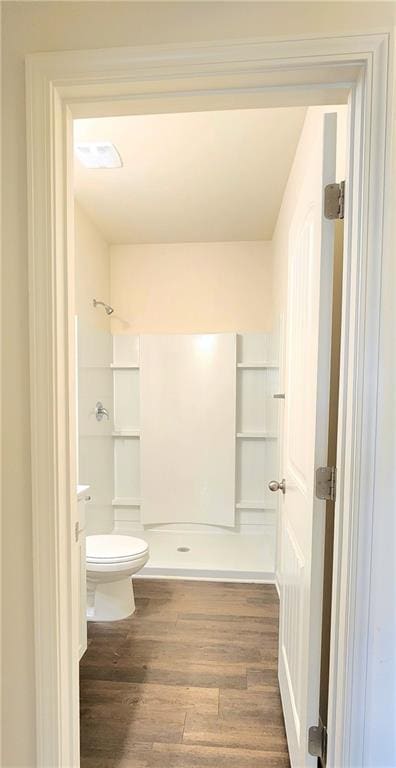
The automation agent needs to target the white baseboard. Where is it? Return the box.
[137,565,276,583]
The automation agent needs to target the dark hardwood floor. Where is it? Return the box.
[80,579,290,768]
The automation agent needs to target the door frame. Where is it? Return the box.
[25,33,391,768]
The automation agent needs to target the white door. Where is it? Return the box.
[277,113,338,767]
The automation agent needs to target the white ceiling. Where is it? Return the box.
[73,107,306,244]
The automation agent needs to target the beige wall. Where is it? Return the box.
[110,241,274,334]
[75,202,110,332]
[2,4,395,766]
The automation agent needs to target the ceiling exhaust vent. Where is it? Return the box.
[75,141,122,169]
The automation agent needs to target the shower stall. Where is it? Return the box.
[77,322,281,581]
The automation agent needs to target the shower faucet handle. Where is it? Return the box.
[95,401,110,421]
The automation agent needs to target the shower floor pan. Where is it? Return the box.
[136,530,275,583]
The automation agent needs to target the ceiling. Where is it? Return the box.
[73,107,307,244]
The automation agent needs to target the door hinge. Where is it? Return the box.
[315,466,336,502]
[324,180,345,220]
[308,724,327,761]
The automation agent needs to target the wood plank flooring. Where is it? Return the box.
[80,579,290,768]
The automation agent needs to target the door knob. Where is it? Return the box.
[95,401,109,421]
[268,479,286,494]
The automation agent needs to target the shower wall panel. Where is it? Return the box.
[140,334,236,526]
[77,322,114,534]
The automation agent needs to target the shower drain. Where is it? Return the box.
[177,546,190,553]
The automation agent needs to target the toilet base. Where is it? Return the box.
[87,577,136,622]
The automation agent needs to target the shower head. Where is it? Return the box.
[93,298,114,315]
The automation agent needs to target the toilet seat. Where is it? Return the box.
[86,534,149,565]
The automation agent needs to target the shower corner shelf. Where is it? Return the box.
[112,497,141,507]
[236,362,279,369]
[236,431,277,440]
[112,430,140,438]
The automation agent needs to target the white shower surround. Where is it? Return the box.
[77,328,279,578]
[77,322,114,536]
[112,331,280,580]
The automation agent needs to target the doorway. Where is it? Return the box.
[25,36,390,764]
[73,103,345,766]
[73,106,308,583]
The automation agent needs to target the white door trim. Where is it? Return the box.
[25,33,391,768]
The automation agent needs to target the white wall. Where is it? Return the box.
[2,4,395,766]
[110,241,274,334]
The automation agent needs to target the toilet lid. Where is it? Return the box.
[86,534,149,563]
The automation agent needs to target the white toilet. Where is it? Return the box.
[86,534,149,621]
